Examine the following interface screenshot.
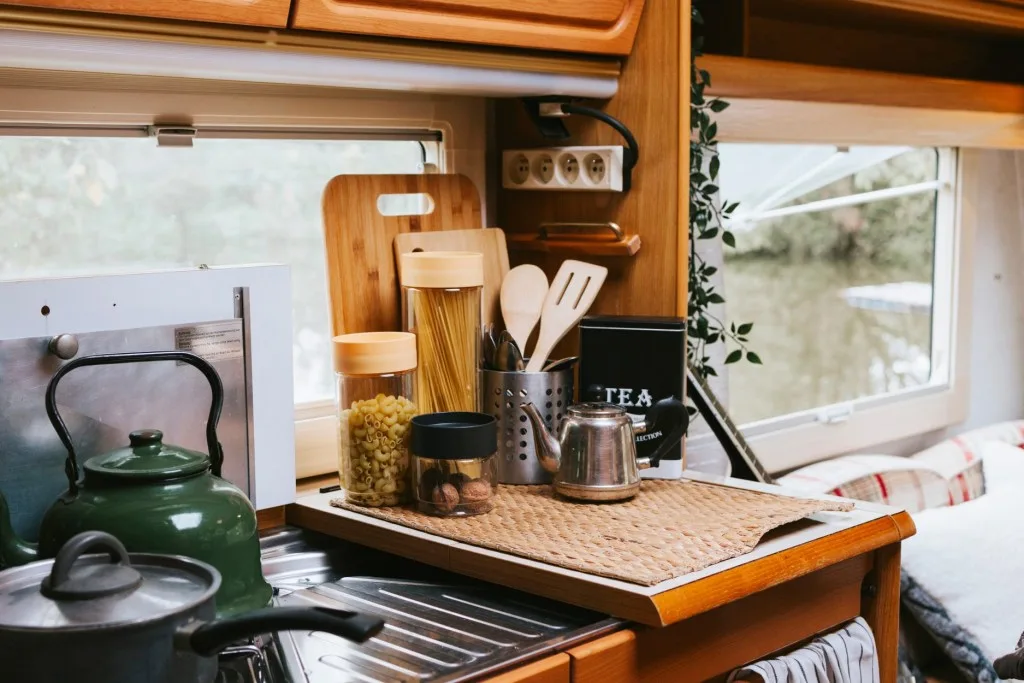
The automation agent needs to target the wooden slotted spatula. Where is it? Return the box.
[525,260,608,373]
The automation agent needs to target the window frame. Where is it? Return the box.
[704,143,974,473]
[0,77,486,482]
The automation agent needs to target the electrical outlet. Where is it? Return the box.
[532,152,555,185]
[507,153,530,186]
[502,146,624,191]
[558,152,579,184]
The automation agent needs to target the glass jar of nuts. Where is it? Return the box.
[410,412,497,517]
[334,332,418,507]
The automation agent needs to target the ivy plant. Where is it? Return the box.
[688,4,760,380]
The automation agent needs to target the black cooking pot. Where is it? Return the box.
[0,531,384,683]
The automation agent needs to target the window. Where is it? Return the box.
[0,132,440,404]
[711,144,967,468]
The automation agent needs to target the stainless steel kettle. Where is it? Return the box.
[521,396,688,501]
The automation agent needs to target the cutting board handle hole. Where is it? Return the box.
[376,193,435,217]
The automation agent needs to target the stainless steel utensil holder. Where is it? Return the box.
[482,366,575,485]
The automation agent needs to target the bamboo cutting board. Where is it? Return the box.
[322,174,483,335]
[394,228,509,327]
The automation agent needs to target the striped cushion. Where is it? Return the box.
[780,455,950,513]
[909,420,1024,504]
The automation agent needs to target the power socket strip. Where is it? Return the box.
[502,146,624,192]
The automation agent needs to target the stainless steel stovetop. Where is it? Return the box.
[218,527,620,683]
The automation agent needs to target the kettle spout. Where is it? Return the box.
[521,403,561,474]
[0,490,38,567]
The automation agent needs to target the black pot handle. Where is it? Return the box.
[41,531,142,600]
[188,607,385,657]
[638,396,689,469]
[45,351,225,494]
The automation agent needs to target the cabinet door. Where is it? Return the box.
[2,0,291,27]
[481,654,571,683]
[290,0,645,55]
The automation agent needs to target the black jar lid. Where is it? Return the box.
[411,412,497,460]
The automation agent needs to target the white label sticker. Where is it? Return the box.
[174,321,243,363]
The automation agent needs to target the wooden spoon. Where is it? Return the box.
[500,265,549,356]
[525,260,608,373]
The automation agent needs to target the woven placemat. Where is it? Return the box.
[331,480,853,586]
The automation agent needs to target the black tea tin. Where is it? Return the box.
[579,316,687,479]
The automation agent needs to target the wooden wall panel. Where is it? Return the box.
[495,0,689,341]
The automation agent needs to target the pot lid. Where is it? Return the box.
[83,429,210,481]
[0,532,219,631]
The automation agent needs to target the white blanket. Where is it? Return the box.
[901,441,1024,664]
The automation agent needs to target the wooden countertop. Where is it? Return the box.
[287,472,914,628]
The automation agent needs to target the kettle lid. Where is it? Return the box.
[568,402,627,418]
[83,429,211,481]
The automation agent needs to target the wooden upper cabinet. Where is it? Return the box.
[0,0,292,27]
[843,0,1024,30]
[290,0,646,55]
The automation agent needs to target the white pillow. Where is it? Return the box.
[902,441,1024,664]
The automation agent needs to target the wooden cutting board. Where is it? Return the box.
[394,228,509,327]
[322,174,482,335]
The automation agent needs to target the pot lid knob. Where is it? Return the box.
[129,429,163,447]
[41,531,142,601]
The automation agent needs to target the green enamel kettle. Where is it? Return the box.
[0,351,272,616]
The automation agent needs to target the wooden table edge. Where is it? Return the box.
[287,494,913,628]
[648,512,909,625]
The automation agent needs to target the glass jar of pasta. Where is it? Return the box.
[399,251,483,414]
[334,331,417,507]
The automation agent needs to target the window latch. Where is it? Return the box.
[816,403,854,425]
[148,125,198,148]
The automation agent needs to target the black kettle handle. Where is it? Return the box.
[643,396,689,469]
[45,351,225,494]
[188,607,385,657]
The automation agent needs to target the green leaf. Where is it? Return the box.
[723,231,736,248]
[726,202,740,213]
[747,351,763,365]
[703,265,717,276]
[709,155,720,180]
[709,99,730,113]
[700,227,718,239]
[699,69,710,86]
[737,322,753,335]
[725,350,742,364]
[691,172,708,185]
[707,122,718,139]
[708,293,725,304]
[704,366,718,377]
[703,184,719,195]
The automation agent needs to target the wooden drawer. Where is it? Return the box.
[566,557,871,683]
[0,0,292,27]
[289,0,646,55]
[481,653,571,683]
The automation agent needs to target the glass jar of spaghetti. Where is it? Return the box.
[334,332,417,507]
[399,251,483,414]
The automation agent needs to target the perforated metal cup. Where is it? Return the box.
[481,364,575,485]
